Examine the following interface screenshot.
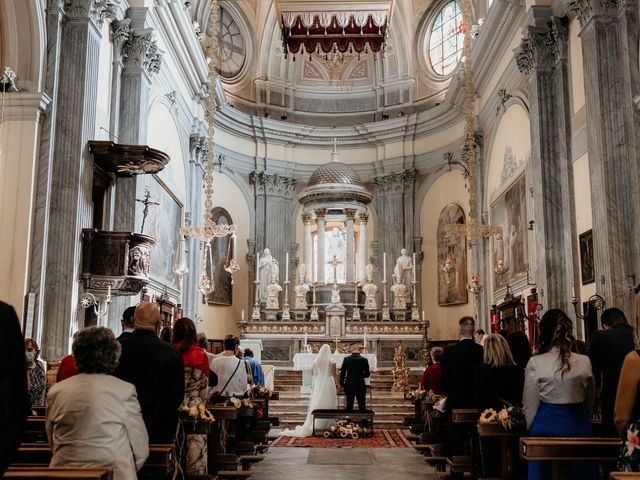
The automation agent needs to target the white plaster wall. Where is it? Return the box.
[568,18,585,115]
[198,171,250,339]
[94,22,112,140]
[573,153,595,299]
[0,116,40,317]
[419,171,472,340]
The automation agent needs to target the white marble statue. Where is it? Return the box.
[258,248,278,301]
[330,283,341,305]
[265,276,282,309]
[365,262,375,283]
[362,282,378,309]
[294,283,310,309]
[391,263,409,309]
[296,262,307,286]
[395,248,413,287]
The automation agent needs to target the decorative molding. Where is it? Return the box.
[373,169,416,194]
[344,208,357,220]
[64,0,117,25]
[496,89,512,115]
[359,212,369,223]
[112,18,131,54]
[514,25,557,75]
[567,0,620,26]
[314,208,327,219]
[499,146,528,184]
[189,134,206,165]
[302,61,323,80]
[301,213,312,224]
[347,61,367,80]
[122,28,162,75]
[249,171,296,198]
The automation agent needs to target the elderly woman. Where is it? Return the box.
[45,327,148,480]
[25,338,47,409]
[419,346,444,395]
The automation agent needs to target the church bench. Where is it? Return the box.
[520,437,621,480]
[209,454,254,479]
[310,409,375,436]
[238,454,265,470]
[4,467,113,479]
[610,474,640,479]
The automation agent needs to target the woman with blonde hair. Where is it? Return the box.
[473,333,524,411]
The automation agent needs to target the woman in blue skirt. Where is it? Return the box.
[523,308,596,480]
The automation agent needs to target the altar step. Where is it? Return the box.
[270,370,415,429]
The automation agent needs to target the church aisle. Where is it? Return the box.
[253,447,437,480]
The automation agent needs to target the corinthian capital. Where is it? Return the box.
[514,25,558,75]
[567,0,620,26]
[112,18,131,54]
[64,0,118,25]
[122,28,163,75]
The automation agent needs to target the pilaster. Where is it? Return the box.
[515,13,577,317]
[344,208,356,282]
[358,213,369,284]
[315,208,327,282]
[302,213,313,284]
[570,0,636,314]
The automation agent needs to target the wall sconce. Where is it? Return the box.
[571,293,605,319]
[79,286,112,321]
[528,220,535,230]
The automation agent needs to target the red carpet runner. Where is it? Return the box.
[271,429,413,448]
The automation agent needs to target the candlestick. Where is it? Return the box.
[285,252,289,282]
[571,284,576,299]
[241,309,245,321]
[422,310,425,321]
[232,234,237,260]
[383,252,386,281]
[313,283,316,304]
[413,252,416,281]
[363,331,367,346]
[354,283,358,303]
[304,332,308,346]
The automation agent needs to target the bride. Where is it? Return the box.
[281,344,337,437]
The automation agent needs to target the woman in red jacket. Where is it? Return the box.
[420,346,444,394]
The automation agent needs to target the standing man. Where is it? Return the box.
[340,344,370,411]
[441,316,484,454]
[589,307,635,437]
[0,301,27,475]
[244,349,264,387]
[114,303,184,447]
[117,306,136,341]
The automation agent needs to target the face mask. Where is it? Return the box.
[25,351,36,363]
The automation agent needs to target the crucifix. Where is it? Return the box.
[328,255,342,285]
[135,186,160,234]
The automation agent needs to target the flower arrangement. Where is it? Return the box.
[322,420,372,439]
[251,384,272,399]
[405,389,428,402]
[478,402,526,431]
[619,418,640,471]
[179,403,215,424]
[227,397,255,409]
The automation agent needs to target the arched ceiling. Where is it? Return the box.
[188,0,466,126]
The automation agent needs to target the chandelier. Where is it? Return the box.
[180,0,238,295]
[276,1,392,60]
[443,0,503,282]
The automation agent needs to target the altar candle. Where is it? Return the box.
[422,310,425,321]
[304,332,308,346]
[363,331,367,346]
[232,234,237,260]
[571,285,576,298]
[313,283,316,303]
[241,309,245,321]
[255,252,260,281]
[354,282,358,303]
[285,252,289,282]
[413,253,417,281]
[383,252,387,281]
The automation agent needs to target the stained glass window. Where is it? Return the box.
[216,8,245,79]
[428,1,464,76]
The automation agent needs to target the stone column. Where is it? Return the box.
[315,208,327,283]
[114,9,162,231]
[514,12,577,317]
[569,0,637,314]
[302,213,313,284]
[42,0,114,359]
[344,208,356,282]
[359,213,369,283]
[28,0,66,343]
[107,18,131,142]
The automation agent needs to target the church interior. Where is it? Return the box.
[2,0,640,478]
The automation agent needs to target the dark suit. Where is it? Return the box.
[441,338,484,455]
[114,330,184,443]
[0,302,28,475]
[589,323,635,436]
[116,330,133,342]
[340,353,370,411]
[473,364,524,411]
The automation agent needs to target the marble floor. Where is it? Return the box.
[253,447,438,480]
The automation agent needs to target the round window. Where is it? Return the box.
[428,1,464,76]
[216,8,246,79]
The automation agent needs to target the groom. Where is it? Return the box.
[340,345,371,411]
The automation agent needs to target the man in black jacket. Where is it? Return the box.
[441,316,484,454]
[340,344,370,411]
[0,301,27,475]
[114,302,184,445]
[589,307,635,437]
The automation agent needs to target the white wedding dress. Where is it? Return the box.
[281,344,338,437]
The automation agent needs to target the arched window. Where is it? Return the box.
[216,8,246,79]
[428,1,464,76]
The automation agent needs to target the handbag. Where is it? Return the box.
[210,358,242,404]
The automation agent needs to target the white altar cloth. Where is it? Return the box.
[293,353,377,372]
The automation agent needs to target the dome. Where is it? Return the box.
[299,150,372,207]
[307,161,365,188]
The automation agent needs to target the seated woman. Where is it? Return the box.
[172,318,209,404]
[474,334,524,410]
[523,309,596,480]
[25,338,47,410]
[614,347,640,471]
[419,346,444,395]
[46,327,148,480]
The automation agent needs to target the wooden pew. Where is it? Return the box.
[4,467,113,479]
[520,437,621,480]
[611,474,640,479]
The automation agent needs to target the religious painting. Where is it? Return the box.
[437,204,468,306]
[205,207,234,305]
[491,174,529,289]
[145,176,182,290]
[579,229,595,285]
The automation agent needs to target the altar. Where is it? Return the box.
[293,352,377,393]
